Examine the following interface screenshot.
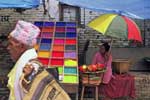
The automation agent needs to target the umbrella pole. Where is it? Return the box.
[109,38,113,52]
[105,38,113,62]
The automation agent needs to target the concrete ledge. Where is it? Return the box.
[85,47,150,71]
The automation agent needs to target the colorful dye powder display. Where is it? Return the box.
[34,21,78,84]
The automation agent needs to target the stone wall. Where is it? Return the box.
[133,72,150,100]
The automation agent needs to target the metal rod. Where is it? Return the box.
[143,19,146,47]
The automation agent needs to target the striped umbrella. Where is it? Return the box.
[88,13,142,42]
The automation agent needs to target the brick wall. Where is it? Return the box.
[0,6,50,36]
[0,5,51,75]
[144,20,150,46]
[78,19,150,50]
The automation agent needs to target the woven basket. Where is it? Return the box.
[80,70,106,85]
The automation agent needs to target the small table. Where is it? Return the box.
[80,70,106,100]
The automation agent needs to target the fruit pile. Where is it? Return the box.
[79,63,105,72]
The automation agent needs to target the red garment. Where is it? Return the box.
[99,73,136,99]
[92,52,112,84]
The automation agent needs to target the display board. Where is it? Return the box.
[34,21,78,84]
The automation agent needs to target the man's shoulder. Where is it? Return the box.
[29,58,42,66]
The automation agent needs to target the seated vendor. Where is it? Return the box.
[92,42,112,84]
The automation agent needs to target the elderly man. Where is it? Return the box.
[7,20,70,100]
[7,20,41,100]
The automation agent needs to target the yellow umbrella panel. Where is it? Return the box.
[88,14,117,35]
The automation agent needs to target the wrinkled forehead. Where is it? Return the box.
[8,35,20,44]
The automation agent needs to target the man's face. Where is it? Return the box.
[7,37,23,61]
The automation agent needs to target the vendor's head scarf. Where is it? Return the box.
[102,42,110,52]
